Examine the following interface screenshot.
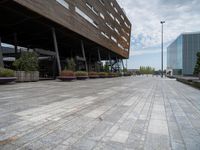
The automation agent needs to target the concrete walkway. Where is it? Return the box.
[0,77,200,150]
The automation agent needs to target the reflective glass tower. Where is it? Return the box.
[167,32,200,76]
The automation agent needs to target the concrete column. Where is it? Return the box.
[108,52,112,72]
[116,57,120,72]
[98,48,101,62]
[52,56,57,79]
[97,48,101,72]
[0,36,4,67]
[121,59,125,71]
[81,40,88,72]
[52,27,61,74]
[14,33,18,54]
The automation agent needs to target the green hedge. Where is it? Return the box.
[0,67,15,77]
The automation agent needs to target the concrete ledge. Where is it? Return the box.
[176,77,200,89]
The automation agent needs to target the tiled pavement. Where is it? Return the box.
[0,76,200,150]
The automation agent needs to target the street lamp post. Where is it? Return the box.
[160,21,165,78]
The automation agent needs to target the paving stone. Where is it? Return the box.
[0,77,200,149]
[111,130,129,143]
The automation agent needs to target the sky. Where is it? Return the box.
[117,0,200,70]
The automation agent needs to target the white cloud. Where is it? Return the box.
[130,47,167,56]
[117,0,200,50]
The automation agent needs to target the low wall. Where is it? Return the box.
[176,77,200,89]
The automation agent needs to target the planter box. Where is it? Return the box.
[89,75,99,79]
[76,76,88,80]
[57,76,76,81]
[0,77,16,84]
[99,76,107,78]
[15,71,39,82]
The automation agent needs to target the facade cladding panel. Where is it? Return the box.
[167,32,200,75]
[13,0,131,58]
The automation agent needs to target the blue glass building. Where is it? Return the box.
[167,32,200,76]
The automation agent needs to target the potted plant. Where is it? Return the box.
[58,58,76,81]
[98,72,108,78]
[194,52,200,80]
[108,72,116,78]
[58,70,76,81]
[116,72,122,77]
[88,71,99,79]
[124,72,133,77]
[75,71,88,80]
[0,67,16,84]
[13,52,39,82]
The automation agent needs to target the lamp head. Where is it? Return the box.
[160,21,165,24]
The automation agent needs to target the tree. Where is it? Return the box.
[13,52,38,71]
[103,63,109,72]
[139,66,155,75]
[193,52,200,76]
[65,58,76,71]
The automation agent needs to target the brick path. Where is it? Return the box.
[0,77,200,150]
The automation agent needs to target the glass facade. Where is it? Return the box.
[167,32,200,75]
[167,35,183,75]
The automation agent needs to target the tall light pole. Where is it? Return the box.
[160,21,165,78]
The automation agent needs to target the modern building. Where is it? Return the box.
[167,32,200,76]
[0,0,131,78]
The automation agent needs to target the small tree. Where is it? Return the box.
[65,58,76,71]
[13,52,38,71]
[123,68,128,72]
[139,66,155,75]
[193,52,200,76]
[104,63,109,72]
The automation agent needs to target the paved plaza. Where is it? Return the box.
[0,77,200,150]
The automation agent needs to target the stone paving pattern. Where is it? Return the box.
[0,76,200,150]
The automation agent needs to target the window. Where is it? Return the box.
[114,28,120,35]
[122,28,125,33]
[122,36,128,42]
[106,23,113,30]
[107,11,114,20]
[124,48,129,51]
[99,0,105,5]
[115,18,120,25]
[86,2,92,9]
[114,7,118,13]
[125,22,131,29]
[121,15,124,20]
[101,32,109,39]
[118,43,124,50]
[86,2,99,15]
[93,8,98,15]
[111,2,114,7]
[75,7,98,28]
[56,0,69,9]
[111,36,117,43]
[100,13,105,19]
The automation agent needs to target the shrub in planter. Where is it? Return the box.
[0,67,16,84]
[75,71,88,80]
[116,72,122,77]
[124,72,133,76]
[0,67,15,77]
[58,70,76,81]
[194,52,200,80]
[98,72,108,78]
[13,52,39,82]
[65,58,76,71]
[108,72,116,78]
[88,72,99,79]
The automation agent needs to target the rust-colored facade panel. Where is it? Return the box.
[14,0,132,58]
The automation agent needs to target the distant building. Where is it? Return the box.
[167,32,200,76]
